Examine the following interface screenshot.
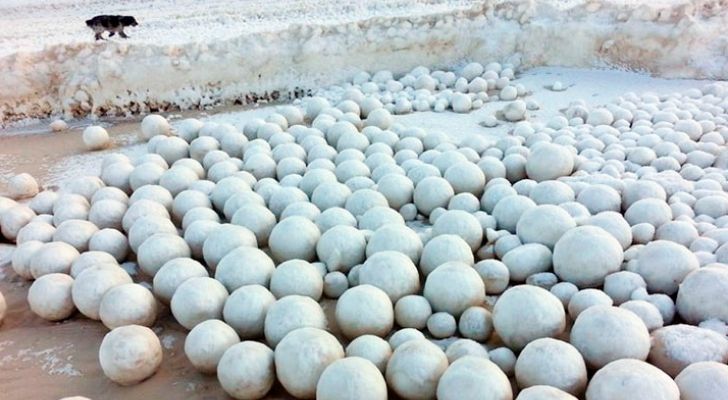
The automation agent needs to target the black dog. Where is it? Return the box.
[86,15,138,40]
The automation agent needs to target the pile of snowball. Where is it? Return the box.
[1,61,728,400]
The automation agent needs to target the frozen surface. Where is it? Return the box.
[2,0,727,125]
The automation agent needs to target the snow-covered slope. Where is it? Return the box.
[1,0,726,125]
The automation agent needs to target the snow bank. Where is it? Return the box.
[1,0,727,125]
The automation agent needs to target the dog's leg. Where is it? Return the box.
[109,31,115,37]
[120,29,129,39]
[95,32,104,40]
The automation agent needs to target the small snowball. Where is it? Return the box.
[82,126,111,150]
[217,341,275,400]
[99,325,162,385]
[184,319,239,374]
[386,339,448,400]
[170,277,228,330]
[493,285,566,351]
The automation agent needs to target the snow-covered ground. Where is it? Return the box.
[1,0,727,125]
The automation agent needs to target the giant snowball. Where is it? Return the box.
[264,295,327,347]
[27,273,75,321]
[570,305,650,369]
[336,285,394,339]
[420,234,474,276]
[526,143,574,181]
[675,361,728,400]
[202,224,257,270]
[493,285,565,351]
[137,233,191,277]
[99,325,162,386]
[140,114,171,141]
[515,338,587,396]
[184,319,240,374]
[553,226,623,288]
[170,277,228,330]
[316,357,388,400]
[82,126,111,150]
[8,173,39,200]
[274,328,344,399]
[676,267,728,324]
[386,339,448,400]
[269,260,323,300]
[316,225,366,272]
[152,257,209,304]
[71,266,132,320]
[431,210,483,251]
[365,224,422,264]
[648,324,728,377]
[585,359,679,400]
[268,216,320,262]
[345,335,393,373]
[215,247,275,292]
[437,356,512,400]
[359,251,420,302]
[99,283,158,329]
[633,240,698,295]
[424,262,484,317]
[413,176,454,216]
[223,284,275,339]
[29,241,80,278]
[217,341,275,400]
[516,205,575,248]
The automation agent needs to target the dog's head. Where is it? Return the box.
[85,19,94,27]
[121,16,138,27]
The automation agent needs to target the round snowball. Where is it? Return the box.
[677,267,728,324]
[269,260,323,300]
[517,386,578,400]
[634,240,698,295]
[526,143,574,181]
[413,177,454,216]
[420,234,474,276]
[394,295,432,329]
[99,325,162,385]
[215,247,275,293]
[82,126,111,150]
[515,338,587,396]
[648,324,728,377]
[516,205,575,249]
[8,173,39,199]
[359,251,420,303]
[585,359,679,400]
[386,339,448,400]
[217,341,275,400]
[346,335,393,373]
[570,305,650,369]
[675,361,728,400]
[152,258,208,304]
[170,277,228,330]
[424,262,484,317]
[553,226,624,288]
[474,260,510,295]
[336,285,394,339]
[202,224,257,270]
[269,217,320,262]
[184,319,240,374]
[140,114,171,141]
[223,284,275,339]
[72,266,132,320]
[316,225,366,272]
[493,285,566,351]
[317,357,388,400]
[274,328,344,399]
[29,241,80,278]
[264,295,327,347]
[99,283,157,329]
[89,228,129,262]
[437,356,512,400]
[458,306,494,342]
[27,273,75,321]
[137,233,191,277]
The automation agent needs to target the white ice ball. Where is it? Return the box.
[152,257,208,304]
[217,341,275,400]
[359,250,420,303]
[88,228,129,262]
[420,234,474,276]
[82,126,111,150]
[553,226,623,288]
[648,324,728,377]
[676,267,728,324]
[202,224,257,270]
[140,115,171,141]
[336,285,394,339]
[27,273,75,321]
[316,225,366,273]
[270,259,323,300]
[137,233,191,277]
[515,338,587,396]
[268,216,320,262]
[493,285,566,351]
[437,356,512,400]
[458,306,493,342]
[170,277,228,330]
[585,359,679,400]
[274,327,344,399]
[345,335,393,373]
[431,209,483,251]
[29,241,80,278]
[99,325,162,385]
[675,361,728,400]
[413,176,454,216]
[424,261,484,317]
[223,284,275,339]
[633,240,698,295]
[8,173,39,200]
[99,283,157,329]
[526,143,574,182]
[215,247,275,292]
[386,339,448,400]
[72,266,132,320]
[516,205,575,249]
[316,357,388,400]
[185,319,240,374]
[264,295,327,347]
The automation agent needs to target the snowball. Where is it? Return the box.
[152,258,208,304]
[269,259,323,300]
[16,220,55,244]
[515,338,587,396]
[215,246,275,293]
[50,119,68,131]
[0,204,35,241]
[386,339,448,400]
[365,224,422,263]
[377,174,414,209]
[359,250,419,303]
[675,361,728,400]
[82,126,111,150]
[223,284,275,339]
[603,271,646,305]
[437,356,512,400]
[489,347,516,376]
[568,289,613,319]
[140,114,171,141]
[7,173,39,199]
[323,271,348,298]
[99,325,162,385]
[648,324,728,377]
[677,267,728,324]
[516,205,575,249]
[184,319,239,374]
[570,305,650,369]
[502,243,552,282]
[170,277,228,330]
[264,295,326,347]
[346,335,392,373]
[493,285,566,351]
[553,226,624,288]
[577,184,621,214]
[424,262,484,317]
[420,234,474,276]
[427,312,457,338]
[516,386,578,400]
[634,240,698,295]
[217,341,275,400]
[619,300,664,331]
[202,224,257,270]
[585,359,679,400]
[99,283,157,329]
[584,211,633,250]
[274,328,344,399]
[336,285,394,339]
[137,233,191,277]
[502,100,527,121]
[316,357,387,400]
[492,194,536,233]
[413,176,454,216]
[445,339,489,363]
[29,241,80,278]
[624,198,672,227]
[27,273,75,321]
[121,199,169,232]
[444,161,485,195]
[268,216,320,262]
[474,260,510,295]
[526,143,574,181]
[316,225,366,272]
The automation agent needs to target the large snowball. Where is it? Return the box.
[8,173,39,200]
[648,324,728,377]
[264,295,326,347]
[553,226,623,288]
[345,335,393,373]
[82,126,111,150]
[570,305,650,369]
[359,251,420,302]
[29,241,80,278]
[516,205,575,248]
[217,341,275,400]
[675,361,728,400]
[137,233,191,277]
[99,325,162,385]
[420,234,474,276]
[676,267,728,324]
[268,216,320,262]
[424,261,484,317]
[515,338,587,396]
[184,319,240,374]
[274,327,344,399]
[223,284,275,339]
[526,143,574,181]
[493,285,566,351]
[140,114,171,141]
[633,240,698,295]
[336,285,394,339]
[27,273,75,321]
[386,339,448,400]
[72,266,132,320]
[316,357,387,400]
[99,283,157,329]
[316,225,366,272]
[152,258,209,304]
[585,359,679,400]
[413,176,454,216]
[365,224,422,263]
[437,356,512,400]
[431,210,483,251]
[170,277,228,330]
[215,247,275,292]
[269,260,323,300]
[202,224,257,270]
